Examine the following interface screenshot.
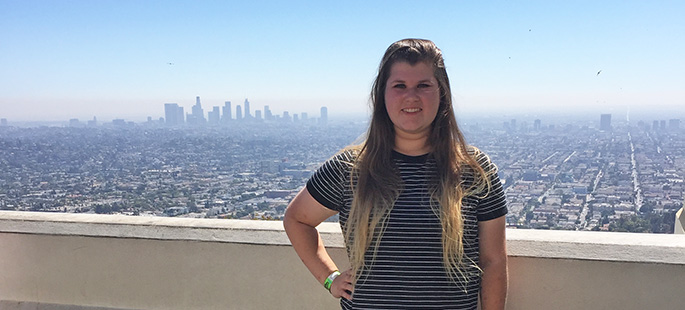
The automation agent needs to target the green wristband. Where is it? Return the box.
[324,270,341,291]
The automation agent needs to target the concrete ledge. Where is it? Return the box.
[1,211,684,265]
[0,211,344,248]
[507,228,685,265]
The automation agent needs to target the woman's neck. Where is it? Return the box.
[393,134,431,156]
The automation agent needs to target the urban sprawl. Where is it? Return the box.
[0,101,682,233]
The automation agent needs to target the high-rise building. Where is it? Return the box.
[244,98,251,118]
[264,105,272,121]
[222,101,232,122]
[164,103,184,126]
[164,103,175,125]
[208,106,221,124]
[301,112,308,121]
[653,120,660,131]
[255,110,262,120]
[87,116,97,127]
[177,107,184,124]
[669,119,680,131]
[660,120,666,130]
[293,114,299,122]
[188,96,206,125]
[534,119,541,131]
[236,105,243,120]
[112,119,126,126]
[0,118,6,127]
[283,111,291,122]
[320,106,328,125]
[600,114,611,131]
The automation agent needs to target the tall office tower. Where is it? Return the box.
[301,112,308,121]
[0,118,6,127]
[164,103,176,125]
[255,110,262,120]
[283,111,291,122]
[534,119,541,131]
[236,105,243,120]
[293,114,299,122]
[87,117,97,127]
[189,96,206,125]
[653,120,660,131]
[69,119,81,127]
[222,101,232,122]
[164,103,185,126]
[660,120,667,130]
[177,106,184,124]
[600,114,612,131]
[264,105,272,121]
[164,103,184,126]
[208,109,217,123]
[208,106,221,124]
[320,106,328,125]
[510,119,516,131]
[244,98,251,118]
[669,119,681,131]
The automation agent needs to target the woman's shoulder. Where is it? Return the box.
[331,146,361,164]
[465,145,497,173]
[318,146,361,175]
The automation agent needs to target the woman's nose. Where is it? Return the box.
[405,87,420,100]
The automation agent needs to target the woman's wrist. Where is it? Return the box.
[323,270,341,291]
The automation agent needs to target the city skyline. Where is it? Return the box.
[162,96,329,126]
[1,1,684,122]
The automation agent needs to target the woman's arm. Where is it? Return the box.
[283,187,353,299]
[478,216,508,310]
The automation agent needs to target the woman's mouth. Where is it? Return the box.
[402,108,422,113]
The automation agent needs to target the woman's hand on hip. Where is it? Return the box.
[330,269,354,300]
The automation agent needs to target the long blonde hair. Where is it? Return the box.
[345,39,491,284]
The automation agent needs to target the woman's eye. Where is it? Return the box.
[417,83,432,89]
[392,84,406,89]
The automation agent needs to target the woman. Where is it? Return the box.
[283,38,508,309]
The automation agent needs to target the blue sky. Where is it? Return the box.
[1,0,683,122]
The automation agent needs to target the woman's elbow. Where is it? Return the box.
[282,205,297,231]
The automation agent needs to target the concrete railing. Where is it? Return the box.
[1,211,684,310]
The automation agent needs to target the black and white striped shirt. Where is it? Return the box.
[306,149,507,310]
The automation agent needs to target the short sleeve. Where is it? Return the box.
[306,151,354,212]
[474,151,508,221]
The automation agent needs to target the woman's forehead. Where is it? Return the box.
[387,61,436,81]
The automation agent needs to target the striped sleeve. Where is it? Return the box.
[475,151,508,221]
[306,150,354,212]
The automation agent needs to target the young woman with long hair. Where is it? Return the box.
[284,38,508,309]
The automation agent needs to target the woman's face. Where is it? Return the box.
[384,61,440,140]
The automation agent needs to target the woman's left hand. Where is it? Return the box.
[330,268,354,300]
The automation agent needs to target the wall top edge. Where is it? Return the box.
[1,211,683,264]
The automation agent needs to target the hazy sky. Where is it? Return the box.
[1,0,684,122]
